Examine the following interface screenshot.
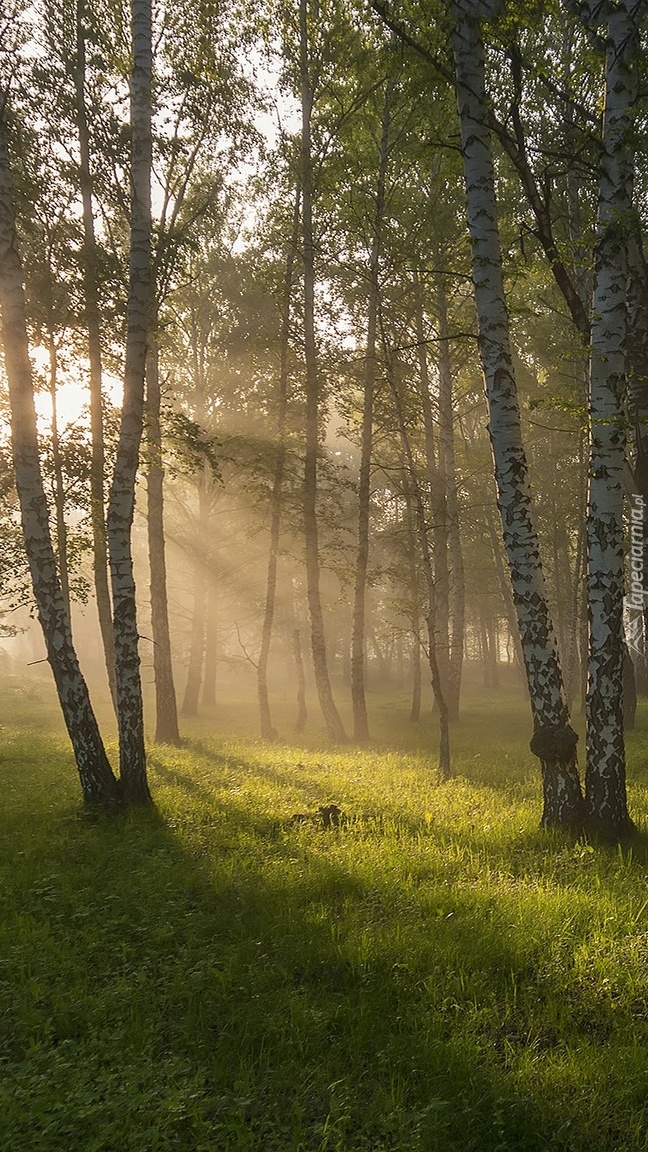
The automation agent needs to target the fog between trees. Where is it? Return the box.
[1,0,647,839]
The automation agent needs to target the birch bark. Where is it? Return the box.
[0,106,119,807]
[583,0,645,836]
[106,0,152,803]
[452,0,583,826]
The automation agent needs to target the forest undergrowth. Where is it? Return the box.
[3,672,648,1151]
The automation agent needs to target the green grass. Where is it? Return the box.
[3,672,648,1150]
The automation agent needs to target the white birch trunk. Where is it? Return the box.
[452,0,583,826]
[0,108,119,807]
[584,0,645,836]
[106,0,152,803]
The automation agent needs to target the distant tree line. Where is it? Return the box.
[1,0,647,839]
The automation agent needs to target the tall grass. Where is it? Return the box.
[2,671,648,1150]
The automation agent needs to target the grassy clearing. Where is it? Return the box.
[3,673,648,1150]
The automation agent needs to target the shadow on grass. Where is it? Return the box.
[169,737,348,813]
[150,737,648,885]
[7,691,648,1152]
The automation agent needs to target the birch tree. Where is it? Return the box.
[452,0,583,827]
[0,96,120,808]
[105,0,152,804]
[581,0,646,837]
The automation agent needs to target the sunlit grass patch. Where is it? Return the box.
[3,675,648,1149]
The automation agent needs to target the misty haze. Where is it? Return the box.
[1,0,648,1149]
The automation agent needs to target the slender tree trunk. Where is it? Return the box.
[299,0,346,742]
[414,279,451,714]
[46,329,71,621]
[257,190,299,740]
[369,626,388,684]
[106,0,152,804]
[436,272,465,719]
[351,80,393,742]
[181,478,209,717]
[74,0,118,714]
[480,614,490,687]
[146,329,181,744]
[202,584,217,706]
[566,494,586,708]
[488,618,499,688]
[292,627,308,734]
[410,634,422,721]
[404,481,422,722]
[452,0,583,827]
[180,276,211,719]
[385,350,450,776]
[0,108,119,807]
[483,503,524,680]
[583,0,644,837]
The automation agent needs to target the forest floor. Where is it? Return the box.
[3,670,648,1150]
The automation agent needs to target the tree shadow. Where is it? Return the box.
[6,754,648,1152]
[167,737,346,814]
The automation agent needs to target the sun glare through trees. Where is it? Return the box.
[2,0,648,1147]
